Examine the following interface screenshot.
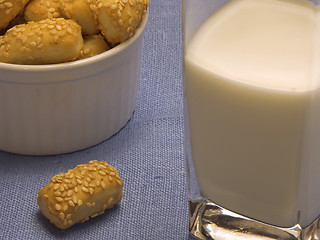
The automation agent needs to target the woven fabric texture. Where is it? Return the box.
[0,1,190,239]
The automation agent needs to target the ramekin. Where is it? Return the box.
[0,13,148,155]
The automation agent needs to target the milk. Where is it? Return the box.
[185,0,320,228]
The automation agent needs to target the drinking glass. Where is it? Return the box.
[182,0,320,239]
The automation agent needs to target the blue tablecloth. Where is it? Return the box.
[0,1,190,239]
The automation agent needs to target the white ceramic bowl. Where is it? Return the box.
[0,13,148,155]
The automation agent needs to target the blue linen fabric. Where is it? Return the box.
[0,1,191,239]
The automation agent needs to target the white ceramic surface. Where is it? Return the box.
[0,13,148,155]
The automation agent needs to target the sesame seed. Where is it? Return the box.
[84,181,89,187]
[63,205,68,211]
[98,170,106,176]
[4,2,12,8]
[76,179,82,184]
[110,172,116,176]
[65,11,72,18]
[53,184,60,190]
[90,212,102,218]
[38,43,44,49]
[66,214,72,220]
[21,37,27,43]
[88,173,94,179]
[89,4,96,11]
[116,179,122,185]
[54,191,62,196]
[27,32,34,37]
[67,190,72,197]
[89,188,94,195]
[25,47,32,53]
[108,176,114,182]
[101,181,106,189]
[29,42,37,47]
[63,219,68,226]
[40,24,47,30]
[55,204,61,211]
[87,202,96,207]
[68,200,75,207]
[5,8,12,14]
[74,186,78,193]
[78,200,83,206]
[80,217,89,223]
[107,197,114,205]
[56,197,63,202]
[72,196,77,204]
[53,35,59,43]
[59,212,65,220]
[53,12,60,18]
[62,176,70,183]
[82,187,89,193]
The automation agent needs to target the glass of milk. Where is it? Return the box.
[183,0,320,239]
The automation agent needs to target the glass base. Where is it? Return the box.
[189,199,320,240]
